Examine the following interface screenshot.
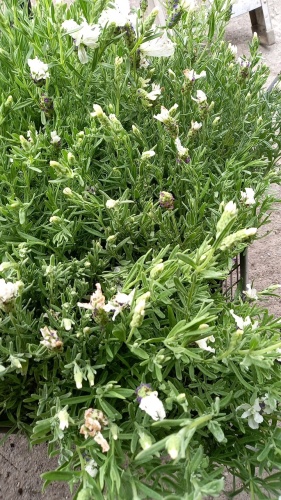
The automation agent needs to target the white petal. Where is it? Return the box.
[78,45,89,64]
[241,409,251,419]
[253,399,261,412]
[248,416,260,429]
[77,302,94,310]
[254,412,263,424]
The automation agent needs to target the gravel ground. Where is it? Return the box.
[1,1,281,499]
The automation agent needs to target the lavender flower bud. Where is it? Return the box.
[159,191,174,210]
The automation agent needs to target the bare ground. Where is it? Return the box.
[1,1,281,499]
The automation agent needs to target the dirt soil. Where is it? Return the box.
[1,1,281,499]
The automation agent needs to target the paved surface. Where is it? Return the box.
[1,1,281,499]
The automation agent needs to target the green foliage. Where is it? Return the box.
[0,0,281,498]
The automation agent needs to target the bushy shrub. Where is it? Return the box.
[0,0,281,498]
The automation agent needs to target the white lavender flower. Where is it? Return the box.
[141,150,156,160]
[228,43,237,55]
[85,459,98,478]
[139,391,166,421]
[0,279,23,310]
[237,57,250,69]
[63,187,73,196]
[61,20,101,64]
[40,326,63,349]
[50,130,61,145]
[195,335,215,353]
[243,284,258,301]
[77,283,106,312]
[183,68,206,82]
[188,120,202,137]
[28,57,49,81]
[57,408,69,430]
[146,84,162,101]
[106,199,118,209]
[78,284,134,321]
[237,398,263,429]
[103,289,135,321]
[261,393,277,414]
[91,104,104,118]
[61,318,74,330]
[192,90,207,103]
[230,310,252,331]
[241,187,255,205]
[166,434,181,459]
[80,409,110,453]
[130,292,150,328]
[98,0,133,28]
[140,31,175,58]
[174,137,189,160]
[154,104,178,124]
[74,362,83,389]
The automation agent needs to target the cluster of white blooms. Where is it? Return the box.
[237,57,250,69]
[60,0,175,67]
[241,187,255,205]
[50,130,61,145]
[27,57,49,81]
[78,283,134,321]
[0,279,23,311]
[80,409,110,453]
[77,283,106,312]
[40,326,63,349]
[103,290,135,321]
[100,3,162,59]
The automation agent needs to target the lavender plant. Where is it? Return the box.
[0,0,281,498]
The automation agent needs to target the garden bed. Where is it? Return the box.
[0,0,281,498]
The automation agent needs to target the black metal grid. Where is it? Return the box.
[222,250,248,300]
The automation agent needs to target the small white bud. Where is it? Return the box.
[106,199,118,209]
[63,187,73,196]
